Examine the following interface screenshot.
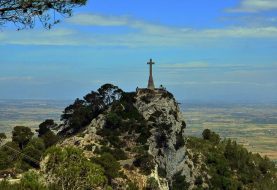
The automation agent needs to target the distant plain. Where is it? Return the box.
[181,103,277,163]
[0,99,276,162]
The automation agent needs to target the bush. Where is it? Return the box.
[187,129,277,190]
[158,166,167,178]
[194,176,203,186]
[41,131,59,148]
[146,177,159,190]
[92,153,121,183]
[37,119,56,137]
[155,132,168,148]
[12,126,34,149]
[0,171,47,190]
[202,129,220,144]
[127,181,140,190]
[97,146,128,160]
[20,138,45,169]
[20,171,47,190]
[0,141,20,170]
[45,146,107,189]
[105,112,122,129]
[174,131,185,150]
[171,172,190,190]
[133,153,155,175]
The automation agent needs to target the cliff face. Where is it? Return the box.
[135,90,190,188]
[58,89,198,189]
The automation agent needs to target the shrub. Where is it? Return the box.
[98,146,128,160]
[158,166,167,178]
[22,140,45,169]
[202,129,220,144]
[171,172,190,190]
[155,132,168,148]
[45,146,107,189]
[127,181,139,190]
[174,131,185,150]
[41,131,59,148]
[92,153,121,183]
[194,176,203,186]
[20,171,47,190]
[133,153,155,175]
[146,177,159,190]
[105,112,122,129]
[12,126,34,149]
[0,141,20,170]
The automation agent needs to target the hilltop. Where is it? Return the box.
[0,84,276,190]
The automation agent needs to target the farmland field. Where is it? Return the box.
[181,103,277,163]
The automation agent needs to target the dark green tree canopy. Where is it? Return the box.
[37,119,56,137]
[60,83,124,136]
[12,126,34,149]
[0,0,87,29]
[0,132,6,143]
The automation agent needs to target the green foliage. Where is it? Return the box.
[12,126,34,149]
[97,83,123,106]
[174,130,185,150]
[0,171,47,190]
[41,131,59,148]
[106,112,122,129]
[45,146,107,189]
[60,84,123,136]
[133,153,155,175]
[20,170,47,190]
[171,172,190,190]
[95,146,128,160]
[91,153,121,183]
[158,166,167,178]
[0,141,20,170]
[127,181,140,190]
[161,91,174,99]
[21,138,45,169]
[0,132,6,143]
[194,176,203,186]
[187,130,277,190]
[155,131,168,148]
[0,0,88,30]
[61,98,95,135]
[202,128,220,144]
[37,119,56,137]
[146,177,159,190]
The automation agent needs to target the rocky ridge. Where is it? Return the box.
[58,89,202,189]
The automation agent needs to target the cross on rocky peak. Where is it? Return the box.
[147,58,155,90]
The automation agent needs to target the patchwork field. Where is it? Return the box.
[181,103,277,163]
[0,100,69,136]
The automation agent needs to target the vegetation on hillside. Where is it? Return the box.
[187,129,277,190]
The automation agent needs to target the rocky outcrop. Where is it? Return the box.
[135,90,192,189]
[57,89,203,189]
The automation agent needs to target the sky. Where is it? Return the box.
[0,0,277,103]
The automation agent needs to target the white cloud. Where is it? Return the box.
[69,14,129,26]
[1,14,277,47]
[0,76,33,82]
[228,0,277,12]
[165,80,276,87]
[159,62,210,69]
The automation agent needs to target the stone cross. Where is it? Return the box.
[147,59,155,90]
